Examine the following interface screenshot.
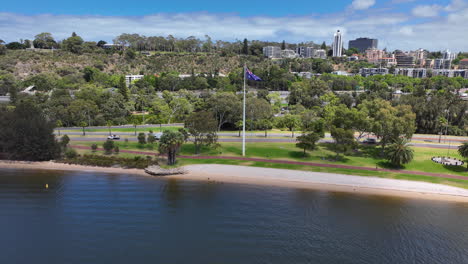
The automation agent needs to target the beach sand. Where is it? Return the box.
[1,161,468,203]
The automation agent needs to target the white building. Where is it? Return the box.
[394,68,427,78]
[313,49,327,59]
[332,30,343,57]
[281,49,298,58]
[443,49,456,60]
[263,46,282,58]
[125,75,144,86]
[360,68,389,77]
[434,59,452,69]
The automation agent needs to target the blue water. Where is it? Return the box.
[1,168,468,263]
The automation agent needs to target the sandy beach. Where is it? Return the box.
[1,161,468,202]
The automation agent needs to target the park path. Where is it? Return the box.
[70,145,468,181]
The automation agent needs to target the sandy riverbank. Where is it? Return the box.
[1,161,468,202]
[171,164,468,203]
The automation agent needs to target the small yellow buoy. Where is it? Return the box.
[45,184,49,189]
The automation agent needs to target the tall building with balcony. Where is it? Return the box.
[332,30,343,57]
[394,68,427,78]
[395,51,415,68]
[263,46,281,58]
[443,49,456,60]
[434,59,452,69]
[348,38,378,53]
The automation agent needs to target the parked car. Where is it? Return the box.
[363,138,377,144]
[153,132,163,140]
[107,135,120,140]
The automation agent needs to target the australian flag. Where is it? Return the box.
[246,68,262,81]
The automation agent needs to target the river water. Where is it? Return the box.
[1,168,467,263]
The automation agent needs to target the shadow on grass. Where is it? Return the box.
[442,164,468,173]
[377,161,405,170]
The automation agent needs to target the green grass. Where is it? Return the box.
[71,141,467,177]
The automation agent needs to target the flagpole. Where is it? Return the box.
[242,64,246,157]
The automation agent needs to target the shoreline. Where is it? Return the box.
[1,161,468,203]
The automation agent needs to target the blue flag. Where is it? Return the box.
[246,68,262,81]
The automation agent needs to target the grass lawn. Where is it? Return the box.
[71,140,468,188]
[72,141,467,177]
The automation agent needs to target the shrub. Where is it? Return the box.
[59,154,157,169]
[64,148,78,159]
[138,132,146,144]
[114,146,120,154]
[91,144,98,152]
[103,139,115,154]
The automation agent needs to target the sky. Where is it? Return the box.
[0,0,467,51]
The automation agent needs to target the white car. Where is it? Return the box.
[107,135,120,140]
[153,132,163,140]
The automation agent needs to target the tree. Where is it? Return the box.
[103,139,115,154]
[60,135,70,149]
[118,76,129,101]
[458,142,468,171]
[385,138,414,167]
[277,114,301,137]
[321,41,327,50]
[255,119,273,137]
[148,131,156,145]
[242,38,248,55]
[97,40,107,47]
[56,120,63,136]
[330,126,356,158]
[208,92,241,131]
[33,32,56,49]
[79,121,88,136]
[62,32,84,54]
[5,42,25,50]
[361,99,416,151]
[0,100,61,161]
[296,132,321,156]
[281,40,286,50]
[106,120,113,136]
[132,118,140,136]
[138,132,147,145]
[185,111,218,154]
[158,130,185,165]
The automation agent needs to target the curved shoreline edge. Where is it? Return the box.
[1,161,468,203]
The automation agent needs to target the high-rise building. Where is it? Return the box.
[348,38,378,53]
[434,59,452,69]
[332,30,343,57]
[443,49,456,60]
[395,51,415,68]
[394,68,427,78]
[263,46,281,58]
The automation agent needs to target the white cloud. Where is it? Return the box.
[0,8,467,52]
[411,5,442,17]
[350,0,376,10]
[444,0,467,11]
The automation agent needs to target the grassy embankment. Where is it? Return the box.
[70,140,468,188]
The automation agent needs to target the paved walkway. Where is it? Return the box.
[70,145,468,181]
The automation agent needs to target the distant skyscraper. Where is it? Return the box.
[348,38,378,53]
[332,30,343,57]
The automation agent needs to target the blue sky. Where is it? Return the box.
[0,0,466,51]
[0,0,452,16]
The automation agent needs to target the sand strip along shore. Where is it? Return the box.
[170,164,468,203]
[1,161,468,202]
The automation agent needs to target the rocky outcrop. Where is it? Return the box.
[144,165,186,176]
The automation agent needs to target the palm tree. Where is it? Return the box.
[458,142,468,171]
[386,138,414,167]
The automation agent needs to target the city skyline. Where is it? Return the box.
[0,0,467,51]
